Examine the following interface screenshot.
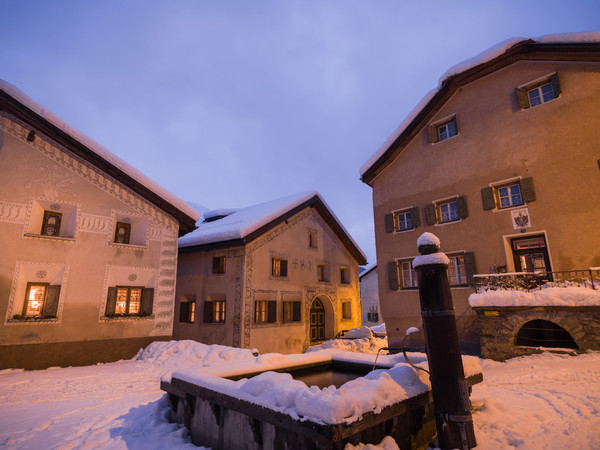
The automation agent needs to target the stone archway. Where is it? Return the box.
[515,319,579,350]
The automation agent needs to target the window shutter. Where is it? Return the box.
[424,204,437,225]
[105,287,117,315]
[179,302,190,322]
[481,187,496,210]
[452,115,459,134]
[411,207,421,228]
[463,252,476,285]
[280,260,288,277]
[457,196,468,219]
[42,285,60,317]
[212,257,220,274]
[515,87,529,109]
[204,301,213,323]
[384,213,394,233]
[551,72,562,97]
[387,261,399,291]
[267,301,277,322]
[428,124,439,143]
[520,177,536,203]
[293,301,301,321]
[141,288,154,315]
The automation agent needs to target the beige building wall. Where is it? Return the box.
[0,116,180,369]
[371,61,600,352]
[174,207,362,354]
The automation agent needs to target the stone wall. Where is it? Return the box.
[473,306,600,361]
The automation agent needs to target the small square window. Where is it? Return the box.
[41,211,62,236]
[283,301,301,322]
[212,256,226,275]
[438,120,457,141]
[114,222,131,244]
[367,311,379,322]
[527,82,555,107]
[340,267,350,284]
[516,73,561,109]
[497,183,523,209]
[429,115,458,143]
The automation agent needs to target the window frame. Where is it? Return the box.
[496,183,523,209]
[271,257,288,278]
[212,255,226,275]
[399,260,418,289]
[308,230,318,249]
[282,301,302,323]
[179,300,196,323]
[340,266,351,284]
[341,301,352,320]
[204,300,226,324]
[317,263,330,282]
[255,300,276,324]
[447,254,468,286]
[114,222,131,244]
[428,114,458,144]
[22,282,49,316]
[438,200,459,223]
[104,286,154,318]
[481,177,536,211]
[516,72,561,109]
[41,210,62,236]
[114,286,144,315]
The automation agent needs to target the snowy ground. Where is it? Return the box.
[1,340,599,449]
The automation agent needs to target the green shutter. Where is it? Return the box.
[411,207,421,228]
[293,301,301,322]
[425,204,437,225]
[520,177,536,203]
[42,285,60,317]
[463,252,476,285]
[141,288,154,316]
[106,287,117,315]
[551,72,562,97]
[481,187,496,210]
[267,301,277,322]
[457,196,468,219]
[515,87,529,109]
[387,261,399,291]
[428,124,439,143]
[384,213,394,233]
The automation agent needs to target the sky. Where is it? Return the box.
[2,1,599,263]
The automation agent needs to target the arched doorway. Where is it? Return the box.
[515,320,578,350]
[309,298,325,342]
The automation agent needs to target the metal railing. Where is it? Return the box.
[473,268,600,292]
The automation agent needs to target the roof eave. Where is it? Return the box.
[360,40,600,186]
[0,91,198,236]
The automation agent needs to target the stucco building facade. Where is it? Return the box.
[0,81,198,369]
[173,192,367,354]
[360,37,600,354]
[359,264,382,327]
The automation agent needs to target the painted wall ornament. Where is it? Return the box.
[511,207,531,230]
[25,165,76,200]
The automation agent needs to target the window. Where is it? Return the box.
[41,211,62,236]
[448,255,467,285]
[516,73,561,109]
[340,266,350,284]
[317,264,329,282]
[308,230,317,249]
[428,115,458,143]
[212,256,226,275]
[282,301,301,322]
[255,300,276,323]
[425,196,468,225]
[21,282,60,318]
[400,261,418,288]
[105,286,154,317]
[204,300,226,323]
[272,258,288,277]
[367,311,379,322]
[179,300,196,323]
[385,207,420,233]
[114,222,131,244]
[481,178,536,211]
[342,301,352,320]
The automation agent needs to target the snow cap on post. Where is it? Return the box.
[413,232,449,268]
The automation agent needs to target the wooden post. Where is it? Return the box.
[413,232,476,449]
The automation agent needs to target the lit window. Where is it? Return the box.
[23,283,47,316]
[115,287,142,314]
[448,255,467,285]
[179,300,196,323]
[212,256,226,275]
[105,286,153,317]
[283,301,301,322]
[272,258,288,277]
[255,300,276,323]
[400,261,418,288]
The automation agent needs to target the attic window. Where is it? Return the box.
[516,73,561,109]
[428,115,458,143]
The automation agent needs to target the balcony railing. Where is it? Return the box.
[473,268,600,292]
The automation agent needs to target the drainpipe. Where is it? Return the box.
[413,232,476,450]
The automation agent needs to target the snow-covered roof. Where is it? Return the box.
[179,191,368,264]
[0,79,200,232]
[360,32,600,183]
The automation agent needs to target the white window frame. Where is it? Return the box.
[395,210,413,232]
[399,260,418,288]
[439,200,459,223]
[447,254,468,286]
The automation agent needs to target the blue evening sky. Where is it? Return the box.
[2,1,598,263]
